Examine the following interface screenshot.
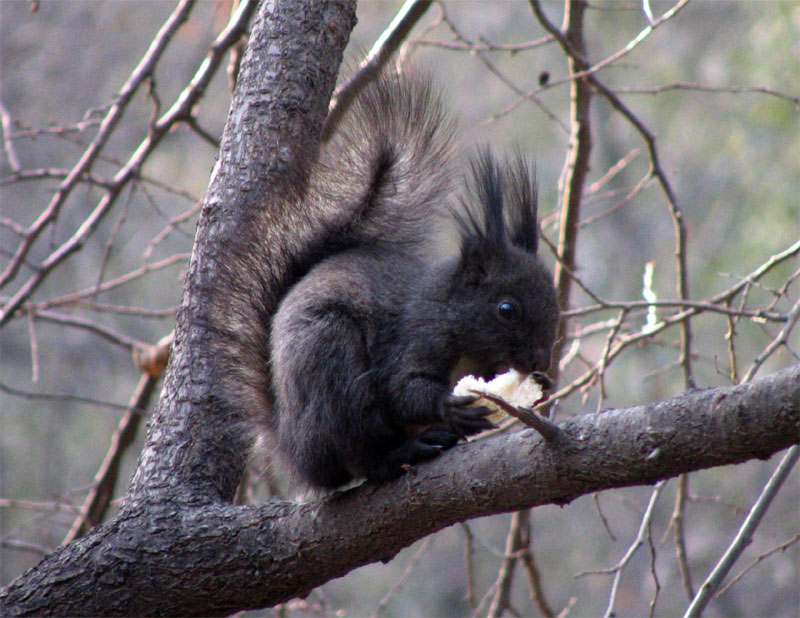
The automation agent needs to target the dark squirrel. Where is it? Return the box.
[261,72,560,489]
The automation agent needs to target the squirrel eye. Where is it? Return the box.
[497,300,519,322]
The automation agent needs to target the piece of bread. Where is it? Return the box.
[453,368,544,425]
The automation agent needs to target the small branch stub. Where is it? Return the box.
[479,392,562,441]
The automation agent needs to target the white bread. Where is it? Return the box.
[453,368,544,424]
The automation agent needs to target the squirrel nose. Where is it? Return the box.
[530,348,551,373]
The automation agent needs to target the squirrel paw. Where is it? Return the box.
[441,394,496,439]
[369,428,459,483]
[395,426,460,463]
[415,425,461,450]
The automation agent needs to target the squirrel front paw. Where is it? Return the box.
[369,427,461,483]
[440,394,496,438]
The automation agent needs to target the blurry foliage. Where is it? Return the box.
[1,1,798,616]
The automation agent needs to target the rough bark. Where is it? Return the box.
[2,364,797,616]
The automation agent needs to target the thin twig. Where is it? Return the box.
[1,539,51,557]
[672,474,695,599]
[64,373,160,543]
[72,300,178,318]
[594,309,626,411]
[92,183,137,303]
[647,515,661,618]
[29,309,146,352]
[488,511,523,618]
[603,482,666,618]
[576,482,667,617]
[0,382,149,414]
[742,298,800,382]
[684,446,799,617]
[491,0,688,130]
[519,521,555,617]
[0,0,256,327]
[0,167,112,189]
[725,300,740,383]
[13,252,189,311]
[555,596,578,618]
[593,493,617,542]
[434,5,566,133]
[618,82,800,108]
[416,36,552,53]
[371,536,434,617]
[0,0,196,292]
[714,533,800,599]
[0,499,82,514]
[460,523,478,613]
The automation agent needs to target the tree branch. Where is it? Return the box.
[684,444,799,617]
[0,0,257,328]
[62,373,161,544]
[0,0,196,293]
[2,364,797,616]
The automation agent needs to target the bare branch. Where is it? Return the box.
[371,537,434,618]
[0,0,196,292]
[742,298,800,382]
[715,533,800,599]
[0,0,256,327]
[671,474,696,599]
[0,382,148,415]
[576,481,666,618]
[63,373,161,543]
[618,82,800,108]
[684,445,799,617]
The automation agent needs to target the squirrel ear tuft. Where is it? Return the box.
[505,154,539,255]
[455,148,539,256]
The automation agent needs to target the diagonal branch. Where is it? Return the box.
[0,0,257,328]
[684,445,799,617]
[62,372,162,544]
[0,0,196,292]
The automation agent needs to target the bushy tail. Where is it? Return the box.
[309,70,458,253]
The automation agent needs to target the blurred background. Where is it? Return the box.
[1,1,798,616]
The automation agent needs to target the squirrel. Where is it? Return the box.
[258,71,561,489]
